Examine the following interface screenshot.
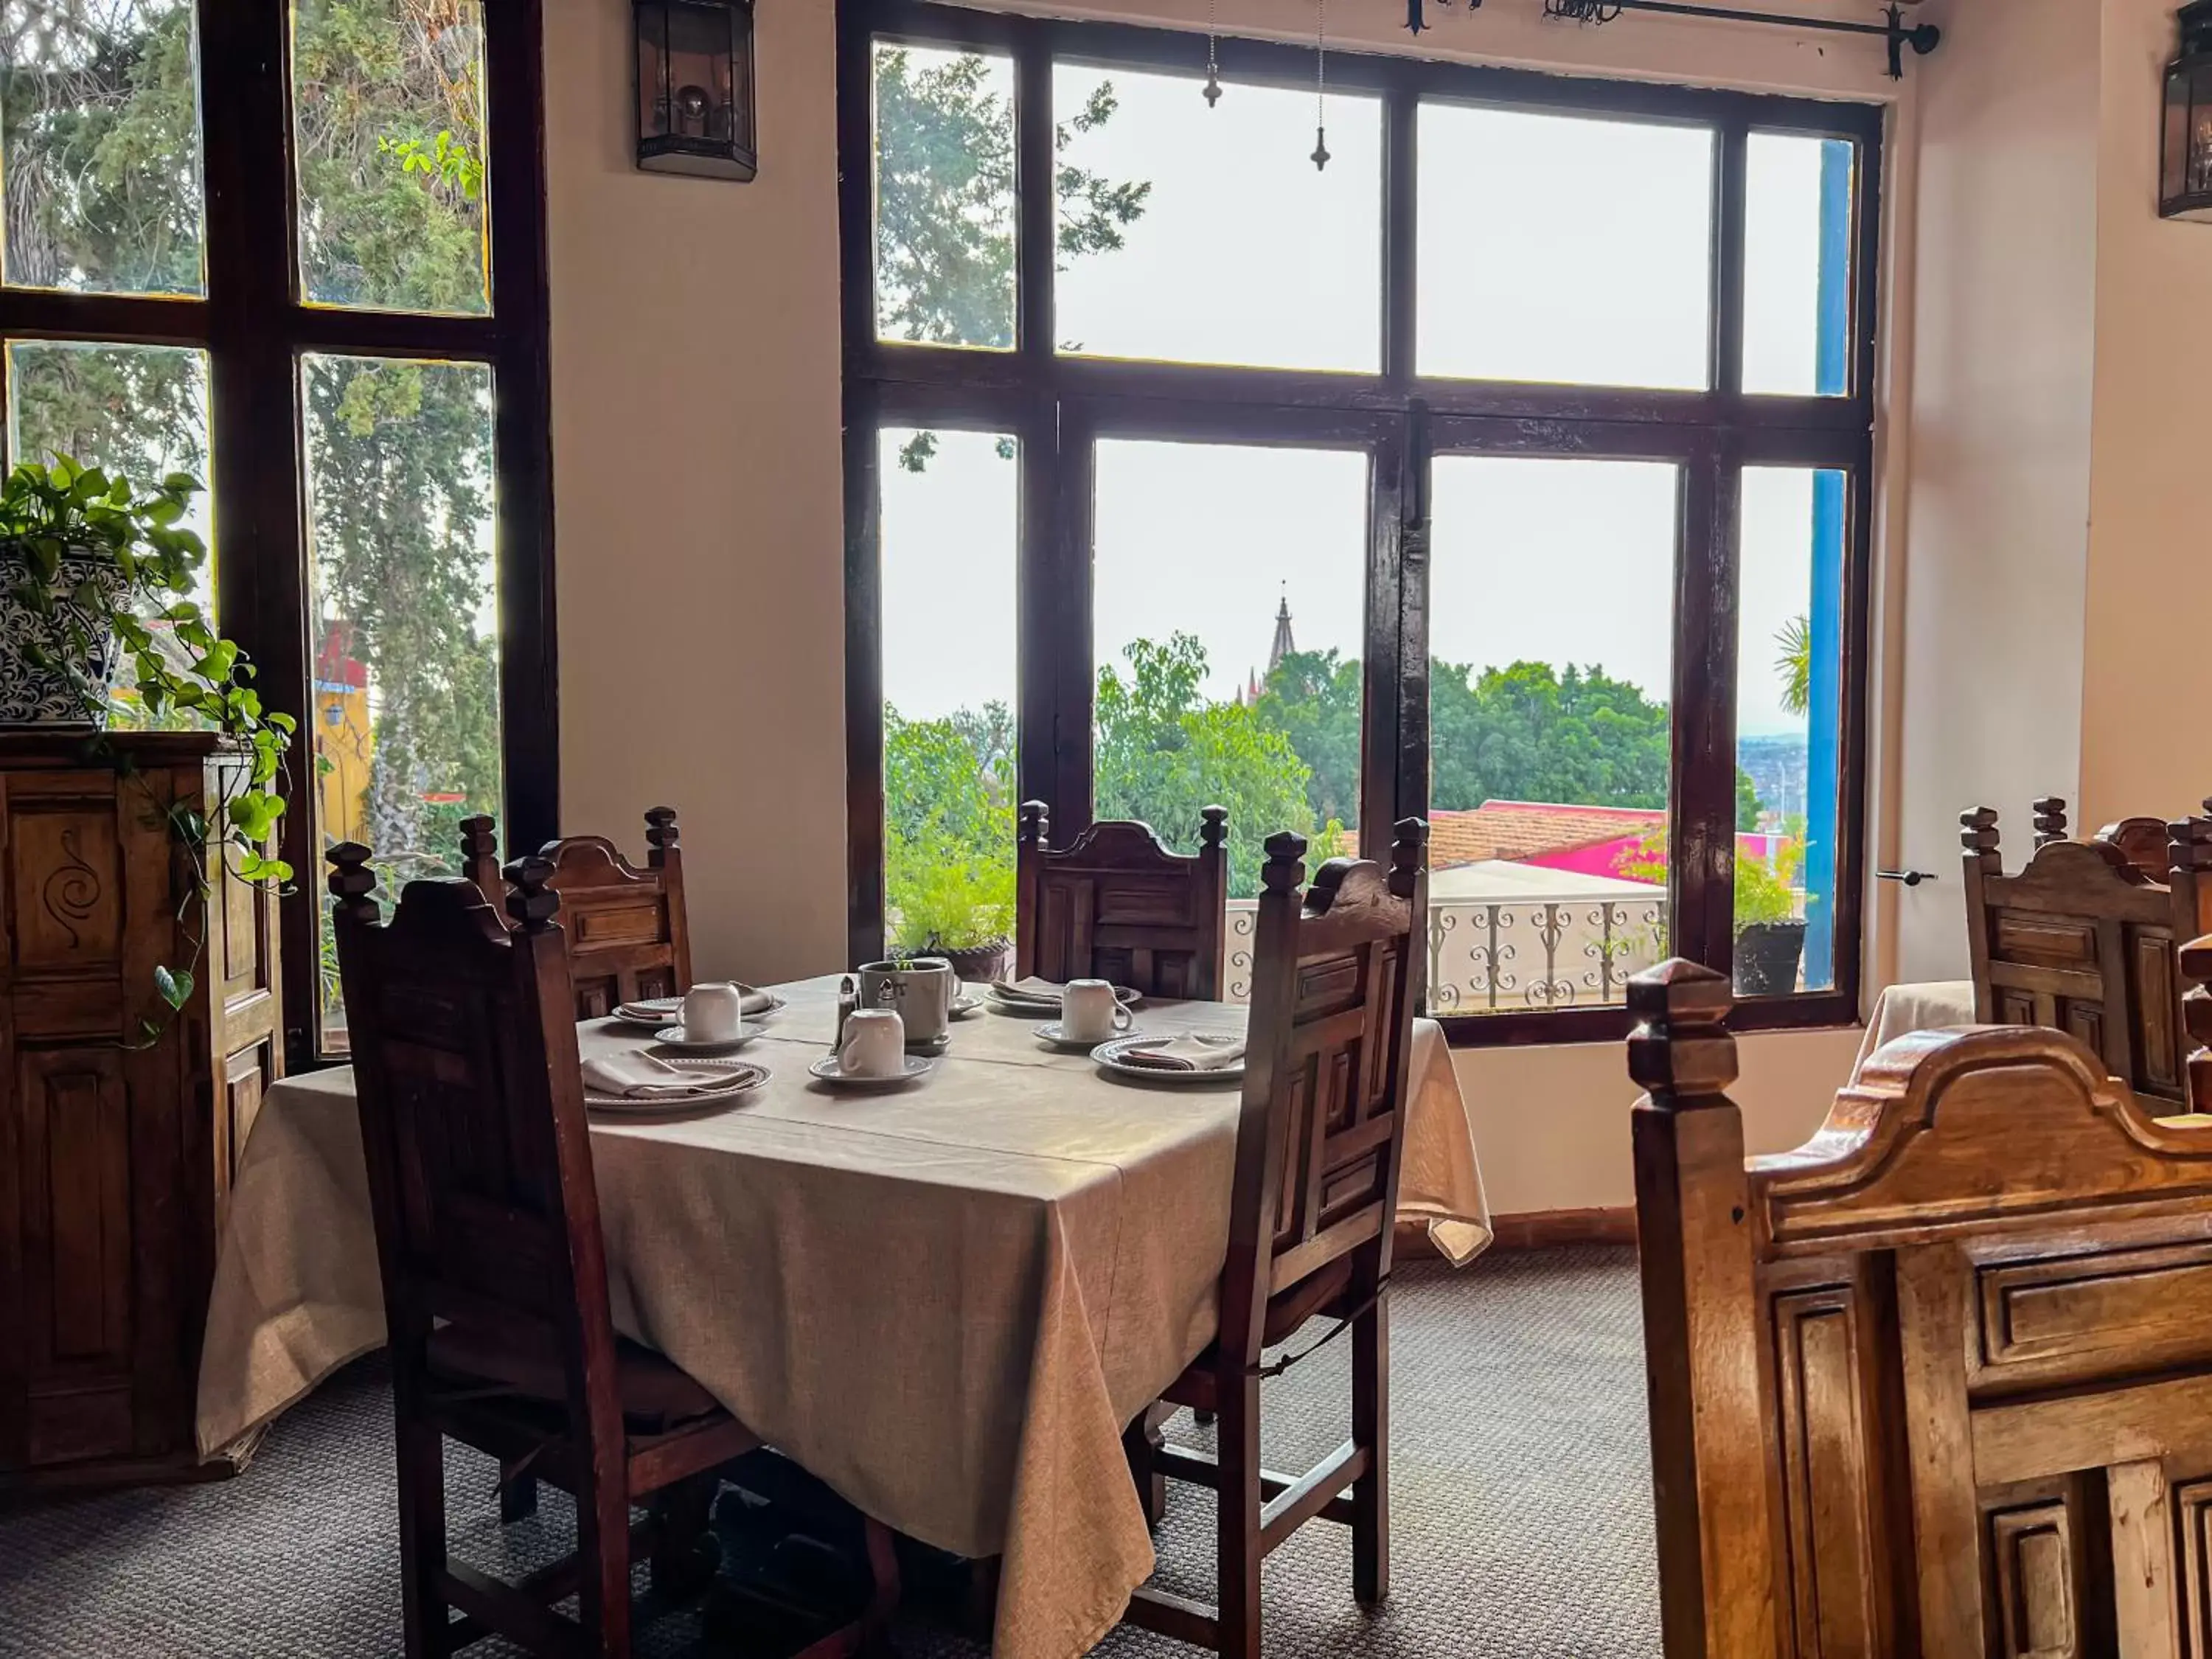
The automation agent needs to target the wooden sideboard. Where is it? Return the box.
[0,731,282,1494]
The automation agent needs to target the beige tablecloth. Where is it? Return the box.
[195,977,1489,1659]
[1850,979,1977,1080]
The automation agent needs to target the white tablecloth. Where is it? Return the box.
[1850,980,1978,1080]
[195,976,1490,1659]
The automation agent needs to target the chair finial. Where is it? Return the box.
[644,805,679,853]
[459,814,497,863]
[1198,804,1229,849]
[1626,959,1736,1102]
[1261,830,1307,894]
[1019,800,1050,850]
[327,842,378,924]
[504,856,560,931]
[1961,806,2000,855]
[2032,796,2067,846]
[2172,815,2212,874]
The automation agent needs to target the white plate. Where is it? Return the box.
[585,1058,769,1113]
[652,1023,768,1053]
[1091,1032,1246,1087]
[1034,1021,1138,1053]
[949,992,986,1020]
[807,1054,935,1091]
[987,984,1144,1017]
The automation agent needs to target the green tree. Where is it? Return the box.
[873,46,1150,471]
[1095,634,1317,897]
[1251,647,1360,830]
[883,702,1016,950]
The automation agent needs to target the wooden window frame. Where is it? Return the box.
[838,0,1880,1046]
[0,0,558,1071]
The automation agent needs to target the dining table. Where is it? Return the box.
[195,974,1492,1659]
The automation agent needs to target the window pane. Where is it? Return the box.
[303,354,500,1041]
[879,428,1019,956]
[1744,133,1855,397]
[0,0,205,295]
[1053,66,1381,372]
[293,0,490,315]
[1418,105,1712,389]
[7,340,213,728]
[873,44,1017,350]
[1093,439,1367,925]
[1736,466,1846,997]
[1425,456,1677,1015]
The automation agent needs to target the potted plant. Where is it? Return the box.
[1,454,296,1037]
[1733,840,1805,995]
[886,832,1015,982]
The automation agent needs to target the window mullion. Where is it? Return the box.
[1015,18,1054,366]
[1669,439,1740,976]
[1713,116,1748,400]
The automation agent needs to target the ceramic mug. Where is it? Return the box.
[1062,978,1132,1045]
[838,1008,906,1078]
[858,957,954,1046]
[681,982,748,1044]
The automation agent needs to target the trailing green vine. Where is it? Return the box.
[2,455,295,1041]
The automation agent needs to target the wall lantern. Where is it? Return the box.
[634,0,757,181]
[2163,0,2212,219]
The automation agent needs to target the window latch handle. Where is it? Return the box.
[1876,867,1935,888]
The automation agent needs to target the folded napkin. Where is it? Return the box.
[582,1051,740,1098]
[731,984,779,1015]
[1120,1034,1246,1072]
[990,976,1064,1005]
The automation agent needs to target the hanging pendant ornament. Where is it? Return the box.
[1203,0,1222,105]
[1312,0,1331,170]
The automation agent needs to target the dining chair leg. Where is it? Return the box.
[498,1461,539,1524]
[394,1418,451,1659]
[1123,1399,1168,1530]
[579,1473,636,1656]
[1216,1368,1264,1659]
[650,1472,723,1601]
[1351,1293,1390,1605]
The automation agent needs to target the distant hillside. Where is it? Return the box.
[1740,733,1809,822]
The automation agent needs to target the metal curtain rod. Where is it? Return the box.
[1405,0,1941,80]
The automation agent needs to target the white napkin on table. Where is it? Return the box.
[582,1051,740,1098]
[1120,1034,1245,1072]
[990,976,1063,1005]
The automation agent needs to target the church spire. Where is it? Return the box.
[1268,584,1295,674]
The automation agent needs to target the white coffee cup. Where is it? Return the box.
[1061,978,1131,1045]
[681,982,747,1044]
[838,1008,906,1078]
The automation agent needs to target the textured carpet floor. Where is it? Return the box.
[0,1246,1659,1658]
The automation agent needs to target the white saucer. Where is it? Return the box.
[652,1023,768,1053]
[807,1054,934,1091]
[1091,1032,1246,1087]
[1034,1021,1136,1053]
[609,997,684,1029]
[950,992,986,1020]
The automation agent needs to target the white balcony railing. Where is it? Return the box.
[1223,890,1667,1014]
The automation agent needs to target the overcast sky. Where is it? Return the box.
[877,48,1839,747]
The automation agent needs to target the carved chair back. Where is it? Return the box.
[460,808,692,1019]
[1015,801,1229,1000]
[1217,820,1426,1371]
[327,848,630,1478]
[1630,956,2212,1659]
[1960,804,2187,1105]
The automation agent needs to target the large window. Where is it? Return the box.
[0,0,554,1064]
[844,2,1877,1042]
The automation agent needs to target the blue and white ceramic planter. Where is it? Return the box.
[0,551,128,727]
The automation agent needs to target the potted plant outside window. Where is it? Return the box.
[1733,841,1806,995]
[886,832,1014,982]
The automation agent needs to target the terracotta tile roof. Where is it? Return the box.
[1339,801,1666,869]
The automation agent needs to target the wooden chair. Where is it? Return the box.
[1960,803,2189,1105]
[2033,792,2177,883]
[327,848,895,1658]
[1121,818,1427,1659]
[1628,956,2212,1658]
[459,808,692,1019]
[1015,801,1230,1000]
